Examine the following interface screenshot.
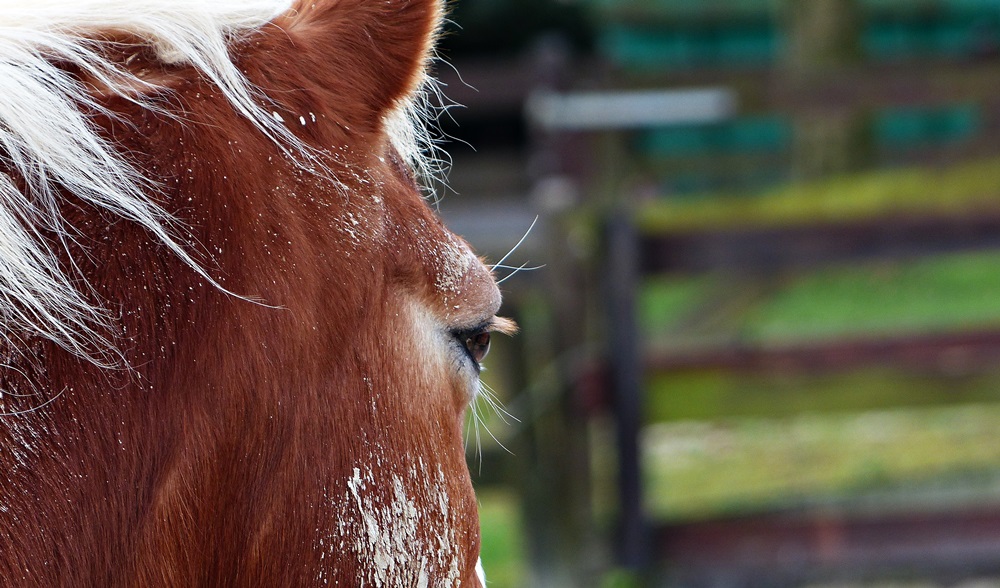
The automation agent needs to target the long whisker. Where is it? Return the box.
[473,381,515,456]
[490,264,545,272]
[496,261,545,285]
[476,411,514,457]
[474,398,484,474]
[464,405,474,453]
[464,389,484,473]
[479,381,520,425]
[489,216,538,272]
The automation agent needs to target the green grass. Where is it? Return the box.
[644,403,1000,521]
[641,250,1000,346]
[644,367,1000,422]
[637,247,1000,523]
[637,157,1000,233]
[640,275,716,331]
[477,490,526,588]
[746,251,1000,343]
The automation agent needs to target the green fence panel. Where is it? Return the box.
[931,105,981,143]
[876,109,933,147]
[932,22,974,56]
[592,0,999,65]
[724,117,792,153]
[597,23,778,70]
[598,26,700,69]
[639,125,715,157]
[864,22,917,59]
[639,117,790,158]
[716,25,780,64]
[586,0,772,22]
[875,105,982,148]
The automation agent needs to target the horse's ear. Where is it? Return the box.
[280,0,443,124]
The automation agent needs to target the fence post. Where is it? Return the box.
[512,36,601,587]
[605,209,648,575]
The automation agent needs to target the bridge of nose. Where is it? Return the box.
[425,234,502,328]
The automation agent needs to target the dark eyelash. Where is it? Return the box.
[450,320,491,339]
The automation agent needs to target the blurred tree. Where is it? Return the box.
[782,0,873,179]
[784,0,862,69]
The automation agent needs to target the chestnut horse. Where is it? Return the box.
[0,0,509,585]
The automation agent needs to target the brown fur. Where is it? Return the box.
[0,1,493,585]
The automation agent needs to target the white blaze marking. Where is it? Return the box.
[316,458,464,586]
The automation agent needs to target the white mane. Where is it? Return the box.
[0,0,437,365]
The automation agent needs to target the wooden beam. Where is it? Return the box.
[645,329,1000,374]
[657,507,1000,586]
[640,213,1000,274]
[606,212,651,571]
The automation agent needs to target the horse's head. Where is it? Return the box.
[0,0,504,585]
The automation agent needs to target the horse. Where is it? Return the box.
[0,0,512,585]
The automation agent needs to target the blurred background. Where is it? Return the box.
[433,0,1000,586]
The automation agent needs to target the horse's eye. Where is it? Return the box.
[467,330,491,364]
[454,327,491,365]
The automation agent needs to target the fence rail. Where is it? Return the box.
[640,213,1000,273]
[657,507,1000,587]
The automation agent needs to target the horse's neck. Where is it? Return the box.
[0,332,310,584]
[0,202,287,581]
